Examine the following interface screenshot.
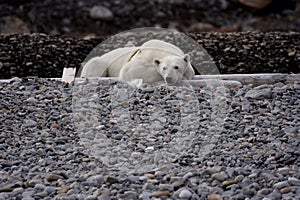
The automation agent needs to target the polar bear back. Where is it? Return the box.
[80,46,139,77]
[141,39,184,57]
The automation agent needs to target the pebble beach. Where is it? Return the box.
[0,77,299,199]
[0,1,300,199]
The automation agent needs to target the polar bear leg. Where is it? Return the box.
[119,60,163,83]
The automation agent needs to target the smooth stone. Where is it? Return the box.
[257,188,271,196]
[170,176,184,183]
[89,6,113,20]
[242,186,256,196]
[34,191,48,198]
[0,188,13,192]
[267,190,282,199]
[183,172,194,179]
[104,176,119,185]
[149,190,171,198]
[212,172,227,182]
[288,177,300,186]
[86,195,97,200]
[98,194,111,200]
[222,180,237,189]
[207,194,223,200]
[273,181,289,189]
[178,189,192,199]
[143,183,155,190]
[24,119,37,127]
[118,191,138,200]
[158,184,174,192]
[127,176,140,183]
[245,88,272,99]
[12,187,24,195]
[87,175,104,185]
[280,187,291,194]
[172,180,185,189]
[46,173,64,182]
[144,173,155,179]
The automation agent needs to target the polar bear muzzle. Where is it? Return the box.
[153,55,189,85]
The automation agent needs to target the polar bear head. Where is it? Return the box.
[153,54,195,85]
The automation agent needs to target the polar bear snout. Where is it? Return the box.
[165,76,174,84]
[154,55,189,85]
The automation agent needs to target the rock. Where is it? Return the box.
[89,6,114,20]
[143,183,155,190]
[222,180,237,189]
[34,183,46,191]
[207,194,223,200]
[280,187,291,194]
[273,181,289,189]
[212,172,228,182]
[144,173,155,179]
[287,177,300,186]
[178,189,192,199]
[87,175,104,185]
[245,88,272,99]
[45,173,64,182]
[172,180,185,189]
[238,0,272,9]
[104,176,119,185]
[158,184,174,192]
[86,195,97,200]
[188,22,214,32]
[24,119,37,127]
[0,16,29,33]
[183,172,194,179]
[98,194,111,200]
[149,190,171,198]
[118,191,138,200]
[257,188,271,196]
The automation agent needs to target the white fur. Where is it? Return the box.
[80,40,195,84]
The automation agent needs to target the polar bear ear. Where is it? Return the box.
[182,54,195,80]
[183,54,190,63]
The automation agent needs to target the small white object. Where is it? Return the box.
[61,67,76,83]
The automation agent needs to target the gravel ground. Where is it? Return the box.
[0,32,299,79]
[0,0,299,35]
[0,77,299,199]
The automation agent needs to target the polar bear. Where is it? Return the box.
[80,39,195,85]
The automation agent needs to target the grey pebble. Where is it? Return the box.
[245,88,272,99]
[118,191,138,200]
[257,188,271,196]
[268,189,282,199]
[98,194,111,200]
[273,181,289,189]
[1,78,299,199]
[34,183,46,191]
[24,119,37,127]
[89,6,114,20]
[87,175,104,185]
[178,189,193,199]
[158,184,174,192]
[288,177,300,186]
[212,172,228,182]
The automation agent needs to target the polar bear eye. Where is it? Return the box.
[174,66,179,70]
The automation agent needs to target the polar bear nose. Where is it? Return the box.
[165,77,173,84]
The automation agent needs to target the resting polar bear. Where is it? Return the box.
[80,39,195,85]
